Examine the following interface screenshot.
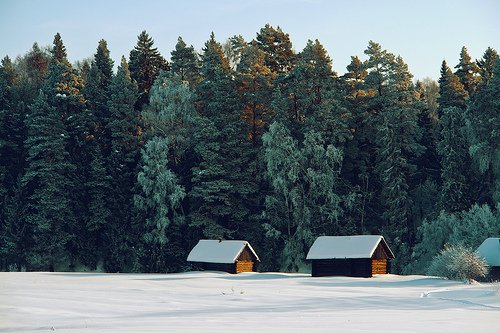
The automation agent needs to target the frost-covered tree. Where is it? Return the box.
[406,204,500,274]
[135,137,185,244]
[438,107,473,212]
[427,245,488,282]
[465,58,500,205]
[263,122,344,272]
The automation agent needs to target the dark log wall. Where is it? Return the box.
[201,262,236,274]
[311,259,372,277]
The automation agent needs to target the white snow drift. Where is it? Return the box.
[0,272,499,332]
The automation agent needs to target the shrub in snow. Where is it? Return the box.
[427,244,489,282]
[406,204,500,274]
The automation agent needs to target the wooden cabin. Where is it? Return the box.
[187,240,260,274]
[477,238,500,281]
[306,235,395,278]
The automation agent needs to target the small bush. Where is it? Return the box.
[428,245,489,282]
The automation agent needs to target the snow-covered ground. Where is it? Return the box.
[1,272,499,332]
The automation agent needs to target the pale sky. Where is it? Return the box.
[0,0,499,80]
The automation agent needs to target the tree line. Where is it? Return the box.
[0,25,499,273]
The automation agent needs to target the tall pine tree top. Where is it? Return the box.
[94,39,114,88]
[454,46,479,95]
[438,60,467,110]
[129,31,169,109]
[170,36,200,87]
[51,33,67,63]
[256,24,296,74]
[477,47,499,87]
[200,32,231,78]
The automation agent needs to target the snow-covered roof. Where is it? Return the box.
[187,240,260,264]
[477,238,500,266]
[306,235,395,260]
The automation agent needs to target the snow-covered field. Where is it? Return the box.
[1,272,499,332]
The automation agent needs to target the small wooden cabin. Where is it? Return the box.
[187,240,260,274]
[306,235,395,278]
[477,238,500,281]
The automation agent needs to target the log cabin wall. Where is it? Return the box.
[311,258,372,277]
[236,261,254,273]
[202,262,236,274]
[371,259,387,275]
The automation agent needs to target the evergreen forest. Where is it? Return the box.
[1,25,499,273]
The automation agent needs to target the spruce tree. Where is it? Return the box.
[81,148,112,269]
[83,39,114,150]
[189,33,255,239]
[20,92,75,270]
[129,31,169,109]
[0,56,19,269]
[437,60,467,111]
[105,56,141,271]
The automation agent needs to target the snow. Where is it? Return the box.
[1,272,499,332]
[306,235,394,260]
[187,239,260,264]
[477,238,500,266]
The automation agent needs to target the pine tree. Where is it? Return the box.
[476,47,498,87]
[170,36,201,88]
[342,55,368,103]
[454,46,479,96]
[129,31,169,109]
[437,60,467,111]
[20,92,75,270]
[255,24,296,75]
[236,41,274,146]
